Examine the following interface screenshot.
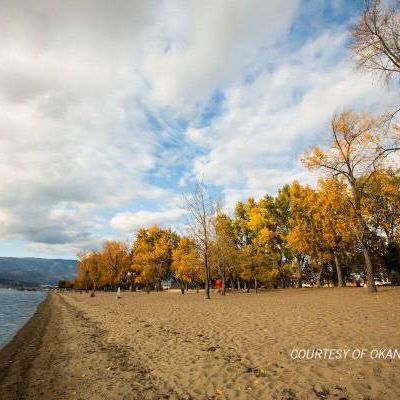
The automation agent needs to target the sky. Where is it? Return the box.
[0,0,398,259]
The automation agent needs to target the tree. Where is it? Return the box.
[271,185,305,288]
[172,236,204,293]
[86,252,103,296]
[213,212,238,295]
[76,250,105,294]
[317,178,356,287]
[246,198,281,286]
[132,225,178,292]
[302,111,400,292]
[363,168,400,280]
[287,180,357,287]
[101,240,130,290]
[266,186,294,287]
[238,242,280,292]
[233,199,256,249]
[233,198,257,290]
[239,245,262,293]
[364,169,400,244]
[351,0,400,86]
[184,181,215,299]
[287,182,331,287]
[58,279,74,289]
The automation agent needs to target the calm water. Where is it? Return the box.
[0,288,46,348]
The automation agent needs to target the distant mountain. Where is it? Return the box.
[0,257,77,286]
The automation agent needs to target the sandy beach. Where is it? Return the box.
[0,288,399,400]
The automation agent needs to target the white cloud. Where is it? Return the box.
[0,0,301,255]
[188,31,399,200]
[142,0,299,111]
[111,209,187,234]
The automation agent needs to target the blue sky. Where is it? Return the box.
[0,0,398,259]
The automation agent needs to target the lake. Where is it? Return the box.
[0,288,46,348]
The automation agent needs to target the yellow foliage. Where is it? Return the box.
[172,236,204,284]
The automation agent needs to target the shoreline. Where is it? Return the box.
[0,290,48,351]
[0,293,178,400]
[0,295,51,399]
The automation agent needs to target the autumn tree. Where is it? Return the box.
[76,250,105,294]
[246,197,279,287]
[287,180,355,287]
[287,182,331,287]
[238,243,281,292]
[364,169,400,244]
[132,225,178,293]
[265,186,294,287]
[363,168,400,278]
[213,212,238,295]
[101,240,130,290]
[130,229,154,293]
[238,245,261,292]
[172,236,204,293]
[303,111,400,292]
[184,181,216,299]
[233,199,256,249]
[233,192,294,289]
[316,178,356,286]
[87,252,103,296]
[233,198,257,289]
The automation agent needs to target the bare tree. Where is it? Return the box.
[351,0,400,85]
[184,180,215,299]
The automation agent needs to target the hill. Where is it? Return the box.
[0,257,77,286]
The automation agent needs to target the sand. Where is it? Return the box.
[0,287,399,400]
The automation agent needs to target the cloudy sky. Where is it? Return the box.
[0,0,398,259]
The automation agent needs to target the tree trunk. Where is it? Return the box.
[221,274,226,296]
[155,280,161,292]
[204,248,211,299]
[205,277,210,299]
[316,264,323,287]
[296,258,302,288]
[230,279,234,291]
[334,252,345,287]
[90,282,97,297]
[237,278,241,290]
[280,270,286,288]
[363,246,377,293]
[254,278,258,293]
[352,188,377,293]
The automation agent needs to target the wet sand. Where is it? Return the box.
[0,287,399,399]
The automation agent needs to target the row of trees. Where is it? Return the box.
[73,0,400,295]
[74,158,400,295]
